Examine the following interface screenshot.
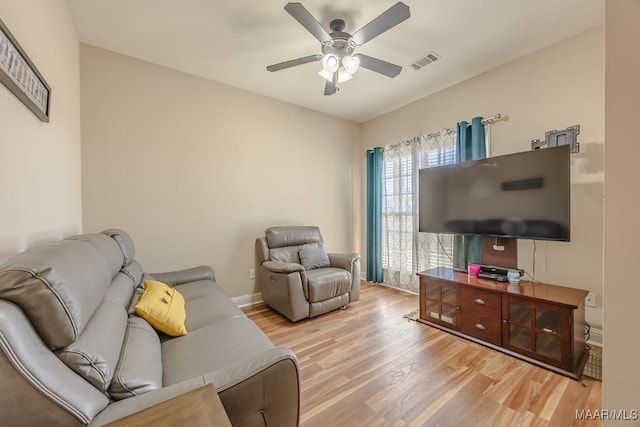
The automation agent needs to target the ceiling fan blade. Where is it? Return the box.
[284,3,331,43]
[351,2,410,46]
[324,72,337,95]
[267,54,322,72]
[355,54,402,78]
[324,80,337,96]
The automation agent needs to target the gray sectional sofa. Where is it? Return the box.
[0,229,300,426]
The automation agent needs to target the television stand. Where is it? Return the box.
[417,267,589,380]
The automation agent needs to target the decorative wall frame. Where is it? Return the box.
[0,17,50,122]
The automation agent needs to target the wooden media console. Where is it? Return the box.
[417,267,589,379]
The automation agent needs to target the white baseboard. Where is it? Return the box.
[231,292,263,307]
[589,327,603,348]
[365,280,419,295]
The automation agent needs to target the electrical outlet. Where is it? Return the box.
[249,268,255,280]
[585,292,596,307]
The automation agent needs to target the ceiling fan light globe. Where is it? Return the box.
[337,68,353,83]
[318,69,334,82]
[322,54,340,72]
[342,55,360,75]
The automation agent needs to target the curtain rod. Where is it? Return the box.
[482,113,502,124]
[426,128,453,139]
[427,113,503,137]
[386,113,503,148]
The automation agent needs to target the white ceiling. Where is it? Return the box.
[66,0,603,123]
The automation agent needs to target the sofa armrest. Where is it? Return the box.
[258,265,310,321]
[206,348,300,427]
[147,266,215,286]
[328,252,361,271]
[328,253,361,302]
[207,347,298,392]
[91,348,300,427]
[90,378,206,425]
[262,261,305,274]
[0,301,109,426]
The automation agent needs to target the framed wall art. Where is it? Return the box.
[0,17,50,122]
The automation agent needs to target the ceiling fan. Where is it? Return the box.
[266,2,411,96]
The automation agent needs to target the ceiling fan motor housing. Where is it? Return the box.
[322,39,354,57]
[324,18,357,57]
[329,18,346,32]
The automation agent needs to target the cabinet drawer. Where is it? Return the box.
[460,287,501,319]
[460,314,502,346]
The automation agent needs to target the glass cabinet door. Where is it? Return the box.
[503,296,569,367]
[508,300,533,352]
[535,309,562,361]
[421,279,459,328]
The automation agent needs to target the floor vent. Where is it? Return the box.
[410,51,441,70]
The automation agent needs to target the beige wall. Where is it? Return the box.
[603,0,640,416]
[0,0,82,262]
[361,27,605,331]
[79,45,360,298]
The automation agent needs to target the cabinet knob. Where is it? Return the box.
[456,306,461,310]
[474,298,486,306]
[474,324,486,331]
[503,319,508,323]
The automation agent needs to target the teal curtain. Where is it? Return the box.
[366,147,384,282]
[454,117,486,270]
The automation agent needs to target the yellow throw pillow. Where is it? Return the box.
[135,280,187,337]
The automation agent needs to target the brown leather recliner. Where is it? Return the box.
[256,226,361,322]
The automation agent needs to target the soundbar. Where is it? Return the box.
[477,272,508,282]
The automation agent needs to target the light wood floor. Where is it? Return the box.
[243,282,602,427]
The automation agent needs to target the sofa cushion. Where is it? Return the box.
[265,226,323,248]
[0,240,112,350]
[269,246,301,264]
[121,260,144,287]
[56,300,128,392]
[65,234,124,279]
[299,243,330,270]
[135,280,187,337]
[174,281,246,331]
[104,273,136,311]
[306,268,351,303]
[101,229,136,267]
[109,316,162,400]
[128,286,145,315]
[161,317,275,386]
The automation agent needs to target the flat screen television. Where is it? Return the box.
[418,145,570,241]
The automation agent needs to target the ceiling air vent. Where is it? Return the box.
[410,51,441,70]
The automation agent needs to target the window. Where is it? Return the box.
[381,132,456,292]
[381,152,414,273]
